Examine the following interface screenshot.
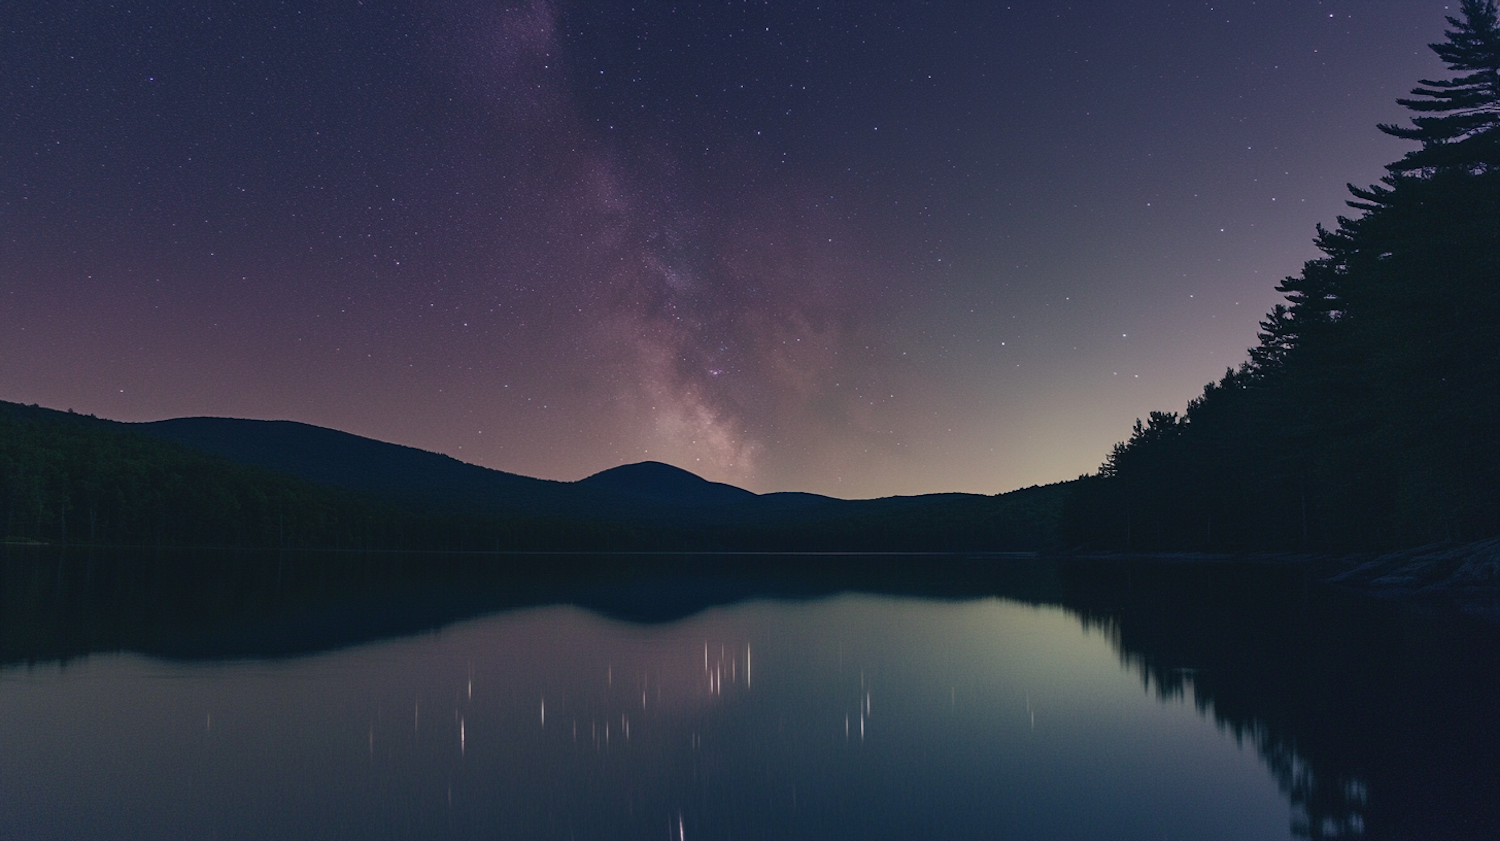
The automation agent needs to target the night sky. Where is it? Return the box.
[2,2,1450,498]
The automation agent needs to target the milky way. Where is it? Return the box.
[0,2,1448,496]
[436,1,912,488]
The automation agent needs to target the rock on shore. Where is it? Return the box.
[1328,537,1500,622]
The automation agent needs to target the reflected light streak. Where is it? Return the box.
[4,589,1333,839]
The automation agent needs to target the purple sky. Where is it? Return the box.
[1,2,1450,497]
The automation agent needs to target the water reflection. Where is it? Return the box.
[1,548,1497,838]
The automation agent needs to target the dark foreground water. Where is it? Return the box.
[1,550,1496,839]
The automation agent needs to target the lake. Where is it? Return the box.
[1,549,1496,839]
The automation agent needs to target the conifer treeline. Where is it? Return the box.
[1061,1,1500,551]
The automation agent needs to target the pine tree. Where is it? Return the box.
[1378,0,1500,174]
[1257,0,1500,544]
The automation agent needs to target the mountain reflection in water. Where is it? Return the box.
[1,548,1496,839]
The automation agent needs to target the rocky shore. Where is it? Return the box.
[1059,537,1500,623]
[1324,537,1500,623]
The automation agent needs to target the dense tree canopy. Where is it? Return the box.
[1062,1,1500,551]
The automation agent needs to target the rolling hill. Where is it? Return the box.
[2,401,1068,550]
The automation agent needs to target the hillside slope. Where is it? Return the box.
[3,400,1068,550]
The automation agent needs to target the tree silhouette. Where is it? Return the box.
[1379,0,1500,174]
[1062,1,1500,551]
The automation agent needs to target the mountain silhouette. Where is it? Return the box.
[134,416,858,525]
[3,400,1066,549]
[135,416,579,515]
[578,461,757,506]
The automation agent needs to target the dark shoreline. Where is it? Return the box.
[1054,537,1500,623]
[8,537,1499,623]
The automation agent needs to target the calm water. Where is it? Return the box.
[1,551,1496,839]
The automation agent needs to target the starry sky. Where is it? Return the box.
[1,2,1450,498]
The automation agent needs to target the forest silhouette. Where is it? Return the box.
[1062,0,1500,552]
